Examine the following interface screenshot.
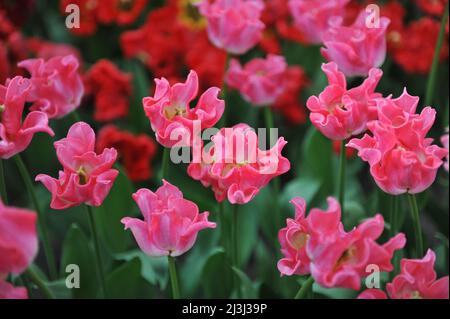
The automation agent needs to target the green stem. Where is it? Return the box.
[218,54,231,128]
[85,205,107,298]
[407,194,424,258]
[263,106,281,230]
[389,195,400,280]
[0,159,8,204]
[231,204,241,298]
[161,147,170,181]
[425,2,449,106]
[231,205,239,269]
[389,195,399,237]
[14,155,57,280]
[218,201,226,249]
[263,105,274,133]
[168,255,181,299]
[25,268,54,299]
[294,276,314,299]
[338,140,346,217]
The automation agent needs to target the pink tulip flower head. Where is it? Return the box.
[288,0,350,44]
[306,198,406,290]
[188,123,290,204]
[277,197,311,276]
[121,180,216,257]
[358,250,449,299]
[386,249,449,299]
[0,200,38,276]
[1,76,54,159]
[0,280,28,299]
[441,128,449,172]
[226,54,287,106]
[36,122,119,209]
[143,70,224,148]
[347,89,448,195]
[357,289,388,299]
[198,0,265,55]
[306,62,382,141]
[321,10,390,77]
[18,55,84,119]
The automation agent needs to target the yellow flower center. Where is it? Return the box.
[291,232,309,250]
[336,245,357,268]
[77,166,88,185]
[410,291,422,299]
[179,0,206,30]
[0,104,5,122]
[388,31,401,46]
[164,105,187,120]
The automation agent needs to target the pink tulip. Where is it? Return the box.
[0,200,38,276]
[121,180,216,257]
[18,55,84,119]
[307,200,406,290]
[226,54,287,106]
[187,124,290,204]
[347,89,448,195]
[0,76,54,159]
[359,250,449,299]
[321,10,390,77]
[276,197,405,289]
[442,129,449,172]
[288,0,350,44]
[387,249,449,299]
[306,62,382,141]
[143,70,224,148]
[198,0,265,55]
[277,197,311,276]
[357,289,388,299]
[0,281,27,299]
[36,122,118,209]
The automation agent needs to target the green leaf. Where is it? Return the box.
[201,249,233,298]
[179,222,221,296]
[122,60,151,133]
[106,257,154,299]
[47,279,72,299]
[115,250,168,291]
[232,267,259,299]
[313,283,358,299]
[94,167,135,253]
[281,177,321,210]
[60,224,98,298]
[298,127,334,196]
[238,189,266,266]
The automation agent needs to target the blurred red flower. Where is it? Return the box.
[185,31,227,90]
[415,0,448,17]
[60,0,148,36]
[97,125,157,182]
[0,11,29,83]
[390,17,449,74]
[96,0,148,25]
[121,1,226,89]
[259,0,305,54]
[84,59,132,122]
[60,0,98,36]
[272,65,309,125]
[120,4,187,78]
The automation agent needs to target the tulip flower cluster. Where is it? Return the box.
[278,197,406,290]
[0,200,37,299]
[0,0,448,302]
